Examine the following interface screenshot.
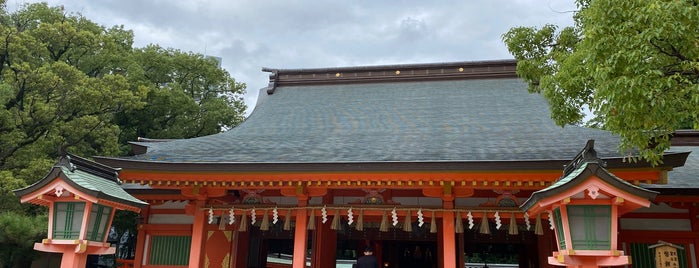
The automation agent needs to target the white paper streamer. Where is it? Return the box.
[524,212,530,230]
[548,210,555,230]
[391,207,398,226]
[321,205,328,224]
[272,207,279,224]
[494,211,502,229]
[251,208,257,225]
[228,208,235,225]
[347,208,354,225]
[417,209,424,227]
[208,208,214,224]
[467,211,474,229]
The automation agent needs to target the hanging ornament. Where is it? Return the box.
[391,207,398,226]
[454,211,464,233]
[308,209,316,230]
[548,210,555,230]
[330,209,341,230]
[379,211,389,232]
[479,212,491,234]
[403,209,412,232]
[208,208,214,224]
[535,213,544,235]
[355,209,364,231]
[321,206,328,224]
[260,209,270,231]
[239,212,249,232]
[218,214,226,230]
[429,211,437,233]
[417,209,424,227]
[251,208,257,225]
[494,211,502,229]
[228,208,235,225]
[347,207,354,225]
[272,207,279,225]
[524,212,530,230]
[467,211,474,230]
[283,209,292,231]
[508,213,518,235]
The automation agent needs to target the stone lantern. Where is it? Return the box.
[521,140,658,267]
[14,154,147,268]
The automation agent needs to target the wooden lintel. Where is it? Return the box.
[181,186,227,199]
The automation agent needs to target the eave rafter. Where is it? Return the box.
[116,168,665,192]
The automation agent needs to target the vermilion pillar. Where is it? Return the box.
[292,199,309,268]
[441,196,456,268]
[188,200,207,268]
[311,214,336,268]
[133,206,149,268]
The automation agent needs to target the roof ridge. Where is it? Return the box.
[262,59,518,94]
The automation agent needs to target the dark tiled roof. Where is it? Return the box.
[645,146,699,189]
[121,77,623,163]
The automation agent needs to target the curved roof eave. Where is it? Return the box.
[93,152,689,173]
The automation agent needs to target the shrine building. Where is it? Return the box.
[19,59,699,268]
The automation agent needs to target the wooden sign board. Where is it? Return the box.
[650,241,684,268]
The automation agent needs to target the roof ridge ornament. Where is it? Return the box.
[562,140,607,178]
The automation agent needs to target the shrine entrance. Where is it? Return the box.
[463,229,541,268]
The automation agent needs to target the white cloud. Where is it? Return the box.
[33,0,577,115]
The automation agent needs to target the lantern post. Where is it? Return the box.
[14,154,147,268]
[521,140,658,267]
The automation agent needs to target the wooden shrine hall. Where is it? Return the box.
[21,59,699,268]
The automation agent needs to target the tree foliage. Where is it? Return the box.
[0,2,247,265]
[502,0,699,164]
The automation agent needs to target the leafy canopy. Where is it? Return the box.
[0,1,247,266]
[502,0,699,164]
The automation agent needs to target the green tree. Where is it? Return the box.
[116,45,246,142]
[0,211,47,268]
[0,2,246,266]
[502,0,699,164]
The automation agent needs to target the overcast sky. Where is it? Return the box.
[25,0,577,115]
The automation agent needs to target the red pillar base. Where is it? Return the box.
[33,240,115,268]
[548,251,630,267]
